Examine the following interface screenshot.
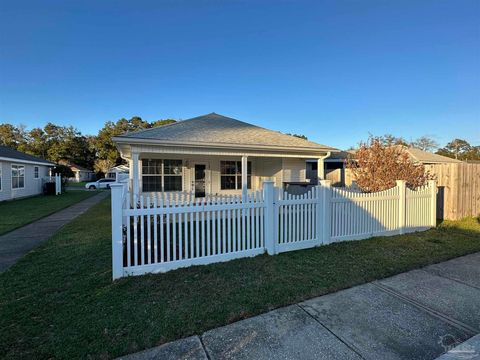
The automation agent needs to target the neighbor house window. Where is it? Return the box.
[142,159,182,192]
[12,165,25,189]
[220,161,251,190]
[34,166,39,178]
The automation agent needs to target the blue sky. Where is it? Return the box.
[0,0,479,149]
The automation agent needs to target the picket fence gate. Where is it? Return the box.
[111,180,437,279]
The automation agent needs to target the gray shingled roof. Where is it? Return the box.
[405,147,462,164]
[0,145,53,165]
[348,146,462,164]
[117,113,337,151]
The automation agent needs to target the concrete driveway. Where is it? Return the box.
[119,252,480,360]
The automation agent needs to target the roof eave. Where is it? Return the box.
[0,156,54,166]
[112,136,337,154]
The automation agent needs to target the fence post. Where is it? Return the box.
[429,180,437,227]
[396,180,406,234]
[263,181,276,255]
[315,185,323,245]
[111,184,124,280]
[55,174,61,195]
[319,180,331,244]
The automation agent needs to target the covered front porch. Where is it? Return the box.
[125,147,331,201]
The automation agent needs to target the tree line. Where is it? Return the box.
[369,134,480,161]
[0,118,478,176]
[0,117,175,174]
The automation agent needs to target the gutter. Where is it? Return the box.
[112,136,337,154]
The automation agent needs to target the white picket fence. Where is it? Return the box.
[111,179,437,279]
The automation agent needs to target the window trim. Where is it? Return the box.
[34,166,39,179]
[141,159,183,193]
[11,164,25,190]
[220,160,252,191]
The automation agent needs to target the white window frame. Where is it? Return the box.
[220,160,252,190]
[34,166,39,179]
[11,164,25,189]
[141,159,183,193]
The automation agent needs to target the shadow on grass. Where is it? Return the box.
[0,198,479,359]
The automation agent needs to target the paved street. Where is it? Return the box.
[119,252,480,360]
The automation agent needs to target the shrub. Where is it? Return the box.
[346,137,434,192]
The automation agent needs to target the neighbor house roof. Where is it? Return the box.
[114,113,337,153]
[403,147,462,164]
[58,160,93,172]
[0,145,54,166]
[347,146,462,164]
[108,165,129,173]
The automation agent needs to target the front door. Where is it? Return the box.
[194,164,206,197]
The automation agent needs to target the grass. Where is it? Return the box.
[0,191,99,235]
[0,197,479,359]
[66,181,87,188]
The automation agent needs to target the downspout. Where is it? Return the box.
[317,151,331,183]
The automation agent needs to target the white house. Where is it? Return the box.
[106,164,129,181]
[0,145,54,201]
[59,161,95,182]
[113,113,339,200]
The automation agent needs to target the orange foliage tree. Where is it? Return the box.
[346,137,434,192]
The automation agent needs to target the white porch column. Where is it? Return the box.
[317,158,325,182]
[241,155,248,201]
[132,152,140,202]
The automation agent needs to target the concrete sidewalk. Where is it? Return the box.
[118,252,480,360]
[0,191,108,272]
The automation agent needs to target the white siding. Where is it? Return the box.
[282,158,306,182]
[0,161,50,201]
[134,155,309,197]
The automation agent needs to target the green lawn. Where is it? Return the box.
[66,181,87,188]
[0,191,99,235]
[0,197,479,359]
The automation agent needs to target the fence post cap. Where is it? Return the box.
[396,180,407,185]
[110,183,123,188]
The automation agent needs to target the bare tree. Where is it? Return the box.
[410,136,439,152]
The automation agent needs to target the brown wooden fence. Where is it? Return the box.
[424,163,480,220]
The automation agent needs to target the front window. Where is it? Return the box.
[34,166,39,178]
[142,159,182,192]
[12,165,25,189]
[220,161,251,190]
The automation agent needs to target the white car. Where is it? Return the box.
[85,178,116,190]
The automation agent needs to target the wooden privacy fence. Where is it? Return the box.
[424,163,480,220]
[111,180,437,279]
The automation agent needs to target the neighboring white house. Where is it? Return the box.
[0,145,54,201]
[60,161,95,182]
[113,113,339,200]
[106,164,129,181]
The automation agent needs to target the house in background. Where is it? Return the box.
[327,146,463,187]
[107,164,129,181]
[0,145,54,201]
[113,113,340,200]
[59,161,95,182]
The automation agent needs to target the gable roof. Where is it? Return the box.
[0,145,54,166]
[115,113,337,152]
